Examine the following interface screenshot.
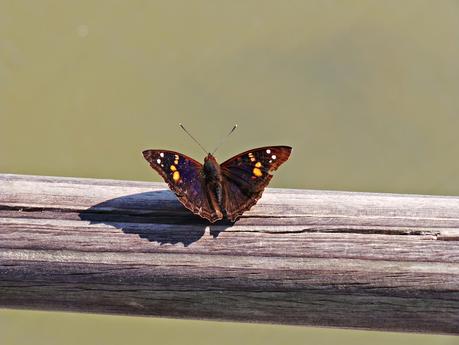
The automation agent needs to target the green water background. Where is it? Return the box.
[1,1,458,344]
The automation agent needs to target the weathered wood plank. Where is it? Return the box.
[0,173,458,334]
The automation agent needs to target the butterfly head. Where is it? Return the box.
[203,153,221,180]
[204,153,218,169]
[204,152,216,161]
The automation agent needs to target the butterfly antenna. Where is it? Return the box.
[212,124,238,155]
[179,123,209,155]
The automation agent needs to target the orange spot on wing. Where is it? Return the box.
[173,171,180,182]
[253,167,263,177]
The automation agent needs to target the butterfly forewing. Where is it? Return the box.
[221,146,292,221]
[142,150,222,222]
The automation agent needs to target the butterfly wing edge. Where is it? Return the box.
[221,145,292,222]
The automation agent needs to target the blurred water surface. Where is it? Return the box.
[1,1,459,344]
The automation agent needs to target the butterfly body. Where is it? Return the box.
[202,154,224,219]
[143,146,291,223]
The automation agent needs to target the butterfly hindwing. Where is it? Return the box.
[221,146,292,221]
[142,150,222,222]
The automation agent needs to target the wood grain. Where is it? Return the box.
[0,173,458,334]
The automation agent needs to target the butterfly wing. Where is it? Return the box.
[221,146,292,221]
[142,150,222,222]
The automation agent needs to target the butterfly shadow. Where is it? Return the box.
[78,190,232,247]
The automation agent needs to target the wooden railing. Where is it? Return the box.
[0,173,458,334]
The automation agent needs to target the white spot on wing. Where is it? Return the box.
[156,159,161,164]
[271,155,277,160]
[266,149,271,154]
[160,152,164,157]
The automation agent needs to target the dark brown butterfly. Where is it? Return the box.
[143,124,291,222]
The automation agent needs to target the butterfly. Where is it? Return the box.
[142,125,292,223]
